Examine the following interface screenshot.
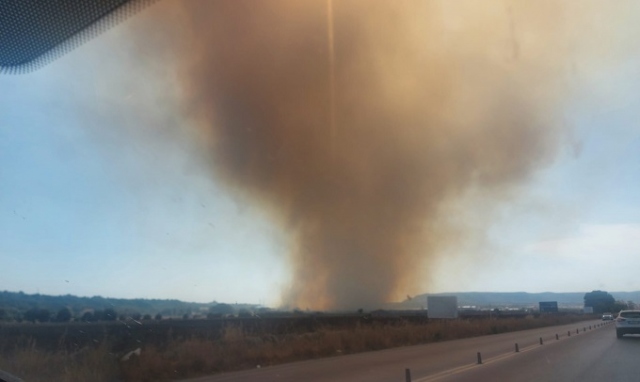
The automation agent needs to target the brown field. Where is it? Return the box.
[0,313,596,382]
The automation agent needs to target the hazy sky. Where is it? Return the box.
[1,1,640,307]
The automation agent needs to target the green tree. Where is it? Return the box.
[209,303,234,316]
[24,308,38,322]
[55,307,72,322]
[24,308,50,323]
[584,290,616,313]
[238,309,252,318]
[613,300,628,313]
[93,311,102,321]
[103,308,117,321]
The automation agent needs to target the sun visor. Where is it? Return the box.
[0,0,157,74]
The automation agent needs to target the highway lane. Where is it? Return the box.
[181,319,610,382]
[435,320,640,382]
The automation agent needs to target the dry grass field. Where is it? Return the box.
[0,314,594,382]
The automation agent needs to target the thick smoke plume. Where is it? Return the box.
[145,0,613,309]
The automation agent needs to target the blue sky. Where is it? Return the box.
[1,1,640,306]
[0,22,291,305]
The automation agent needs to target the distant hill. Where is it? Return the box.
[398,291,640,309]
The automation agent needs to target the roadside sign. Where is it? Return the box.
[428,296,458,319]
[539,301,558,313]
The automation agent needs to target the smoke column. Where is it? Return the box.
[139,0,626,309]
[326,0,337,155]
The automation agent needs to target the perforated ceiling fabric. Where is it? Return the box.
[0,0,157,74]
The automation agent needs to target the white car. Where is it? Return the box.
[602,313,613,321]
[615,310,640,338]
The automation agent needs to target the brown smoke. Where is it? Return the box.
[140,0,618,309]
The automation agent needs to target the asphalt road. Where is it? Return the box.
[181,319,616,382]
[435,320,640,382]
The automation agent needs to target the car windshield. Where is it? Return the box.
[2,1,640,381]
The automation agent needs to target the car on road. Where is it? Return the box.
[602,313,613,321]
[615,310,640,338]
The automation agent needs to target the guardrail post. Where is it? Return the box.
[576,329,579,334]
[515,343,519,352]
[539,337,543,345]
[405,368,411,382]
[568,330,571,337]
[556,333,559,340]
[477,352,482,364]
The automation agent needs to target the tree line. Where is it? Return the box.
[0,291,262,323]
[0,306,165,323]
[0,290,213,322]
